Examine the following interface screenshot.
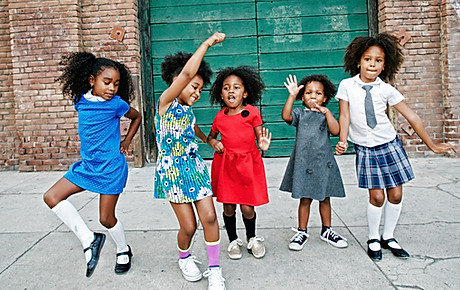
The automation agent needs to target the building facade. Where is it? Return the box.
[0,0,458,171]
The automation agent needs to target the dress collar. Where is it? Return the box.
[83,89,106,102]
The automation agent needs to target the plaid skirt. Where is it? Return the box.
[354,137,414,189]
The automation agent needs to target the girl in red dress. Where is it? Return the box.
[207,66,271,260]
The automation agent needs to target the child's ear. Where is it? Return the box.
[89,75,95,86]
[243,91,248,98]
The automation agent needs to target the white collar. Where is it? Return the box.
[83,89,106,102]
[352,74,383,87]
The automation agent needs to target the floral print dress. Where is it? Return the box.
[154,99,213,203]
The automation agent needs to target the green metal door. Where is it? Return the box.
[149,0,369,158]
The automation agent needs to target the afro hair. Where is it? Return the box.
[160,51,212,87]
[210,66,265,107]
[296,74,336,106]
[344,33,404,83]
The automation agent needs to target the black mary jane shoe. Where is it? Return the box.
[380,237,410,258]
[114,245,133,275]
[84,232,106,278]
[367,239,382,261]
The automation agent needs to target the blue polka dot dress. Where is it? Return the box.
[154,99,213,203]
[64,95,130,194]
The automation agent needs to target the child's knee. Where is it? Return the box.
[240,205,254,218]
[43,191,59,208]
[99,215,117,228]
[369,195,385,207]
[201,212,218,228]
[181,223,197,237]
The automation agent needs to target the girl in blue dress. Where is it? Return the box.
[154,32,226,290]
[43,52,142,277]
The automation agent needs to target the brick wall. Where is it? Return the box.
[0,0,19,170]
[441,0,460,147]
[378,0,459,155]
[1,0,142,171]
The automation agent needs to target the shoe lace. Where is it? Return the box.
[290,228,308,243]
[324,228,347,243]
[228,238,243,249]
[180,256,201,270]
[203,268,226,286]
[248,236,264,249]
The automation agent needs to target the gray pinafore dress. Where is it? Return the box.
[279,108,345,200]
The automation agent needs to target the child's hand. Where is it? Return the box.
[307,100,328,114]
[335,141,348,155]
[431,142,457,154]
[284,74,304,97]
[209,139,225,154]
[258,127,272,152]
[120,139,131,155]
[205,32,226,47]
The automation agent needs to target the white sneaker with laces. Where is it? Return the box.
[178,255,202,281]
[203,267,226,290]
[227,238,243,259]
[289,228,309,251]
[320,227,348,248]
[247,236,265,258]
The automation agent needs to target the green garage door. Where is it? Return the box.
[149,0,368,158]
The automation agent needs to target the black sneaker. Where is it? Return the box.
[320,228,348,248]
[289,228,309,251]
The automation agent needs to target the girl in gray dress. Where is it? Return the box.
[280,74,348,251]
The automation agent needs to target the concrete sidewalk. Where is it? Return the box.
[0,155,459,289]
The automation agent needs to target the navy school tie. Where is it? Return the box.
[362,85,377,129]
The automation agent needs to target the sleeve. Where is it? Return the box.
[211,111,220,133]
[251,105,263,127]
[116,98,131,118]
[334,79,350,102]
[386,84,405,106]
[290,107,301,127]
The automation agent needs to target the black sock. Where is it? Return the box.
[223,212,238,242]
[242,212,256,241]
[321,225,330,235]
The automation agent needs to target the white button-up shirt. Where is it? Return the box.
[335,75,404,147]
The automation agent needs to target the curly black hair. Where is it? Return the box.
[296,74,336,106]
[344,33,404,83]
[210,66,265,107]
[56,52,135,104]
[160,52,212,87]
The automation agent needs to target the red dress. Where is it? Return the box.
[210,105,269,206]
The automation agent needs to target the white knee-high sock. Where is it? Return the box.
[52,200,94,263]
[382,201,402,241]
[107,220,129,264]
[52,200,94,248]
[367,202,383,240]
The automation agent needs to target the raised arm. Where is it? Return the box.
[335,99,350,155]
[393,101,456,154]
[158,32,225,115]
[281,74,304,122]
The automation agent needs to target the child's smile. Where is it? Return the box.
[90,67,120,101]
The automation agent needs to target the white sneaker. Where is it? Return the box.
[227,238,243,259]
[203,267,226,290]
[320,228,348,248]
[289,228,309,251]
[247,236,265,258]
[178,255,202,281]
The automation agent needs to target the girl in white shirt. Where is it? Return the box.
[335,33,456,261]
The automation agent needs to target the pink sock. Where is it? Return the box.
[178,246,190,259]
[205,240,220,267]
